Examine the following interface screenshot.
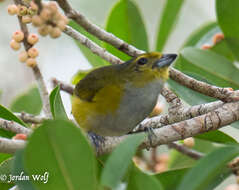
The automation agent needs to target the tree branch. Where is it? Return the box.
[0,137,25,154]
[15,112,47,124]
[13,0,52,118]
[0,119,32,135]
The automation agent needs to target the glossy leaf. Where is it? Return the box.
[0,105,26,126]
[180,47,239,89]
[127,165,163,190]
[10,86,42,115]
[177,146,239,190]
[195,130,237,144]
[100,133,145,189]
[105,0,148,61]
[182,22,218,48]
[23,120,97,190]
[155,168,189,190]
[156,0,184,51]
[49,86,68,120]
[68,21,107,67]
[216,0,239,60]
[0,158,14,184]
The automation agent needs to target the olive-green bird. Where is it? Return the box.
[72,52,177,137]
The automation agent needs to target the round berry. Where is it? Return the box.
[12,30,24,42]
[27,33,39,45]
[225,184,239,190]
[22,15,32,24]
[50,27,61,38]
[13,134,27,140]
[40,8,52,21]
[38,25,52,36]
[183,137,195,148]
[32,15,44,27]
[201,44,211,50]
[26,58,37,67]
[19,51,28,63]
[30,1,38,12]
[48,1,58,13]
[57,20,66,31]
[212,33,224,44]
[7,4,18,15]
[27,47,39,58]
[10,40,21,50]
[18,5,28,16]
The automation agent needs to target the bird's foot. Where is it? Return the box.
[88,132,105,153]
[144,127,157,150]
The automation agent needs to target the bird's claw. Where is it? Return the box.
[144,127,157,150]
[88,132,105,154]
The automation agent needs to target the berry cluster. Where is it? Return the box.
[7,1,38,24]
[32,2,68,38]
[10,30,39,67]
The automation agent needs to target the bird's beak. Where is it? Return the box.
[152,54,177,69]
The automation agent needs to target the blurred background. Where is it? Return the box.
[1,0,238,189]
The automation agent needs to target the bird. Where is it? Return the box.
[72,52,177,138]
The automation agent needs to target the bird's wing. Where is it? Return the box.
[74,67,116,102]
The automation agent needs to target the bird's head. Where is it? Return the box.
[121,52,177,86]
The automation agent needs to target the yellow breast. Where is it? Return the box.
[72,84,123,131]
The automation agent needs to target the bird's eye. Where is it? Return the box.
[137,57,148,65]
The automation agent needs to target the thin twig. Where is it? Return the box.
[168,142,204,160]
[13,0,52,118]
[52,78,74,95]
[64,26,122,65]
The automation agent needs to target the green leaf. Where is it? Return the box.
[49,86,68,120]
[195,130,237,145]
[10,86,42,115]
[180,47,239,89]
[0,158,14,184]
[216,0,239,60]
[127,165,163,190]
[105,0,148,61]
[0,105,26,126]
[68,21,107,67]
[100,133,145,189]
[0,183,14,190]
[23,120,97,190]
[12,149,35,190]
[177,145,239,190]
[182,22,218,48]
[155,168,189,190]
[156,0,184,51]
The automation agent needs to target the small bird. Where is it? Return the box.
[72,52,177,137]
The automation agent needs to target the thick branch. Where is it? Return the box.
[13,0,52,118]
[0,137,25,154]
[0,119,32,135]
[97,101,239,155]
[15,112,46,124]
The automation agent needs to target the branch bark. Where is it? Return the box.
[0,137,25,154]
[0,119,32,135]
